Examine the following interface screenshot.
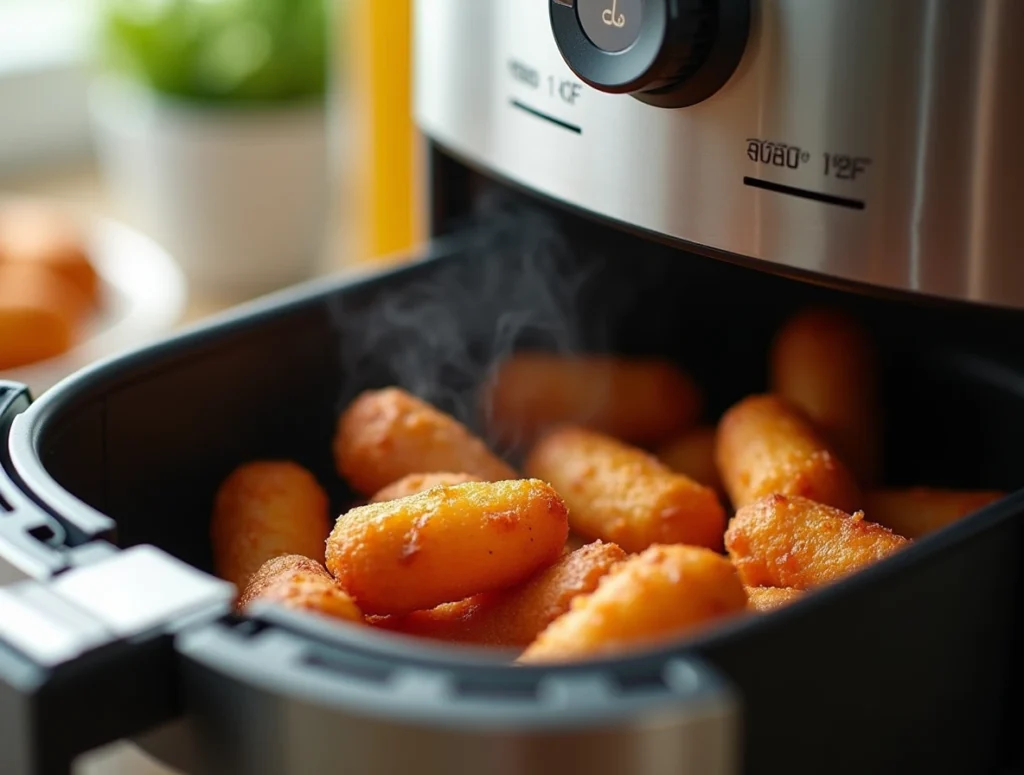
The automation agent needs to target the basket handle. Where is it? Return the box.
[0,382,235,774]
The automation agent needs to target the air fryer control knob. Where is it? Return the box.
[550,0,750,108]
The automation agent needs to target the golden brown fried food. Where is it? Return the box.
[725,494,909,590]
[373,540,627,647]
[369,472,483,503]
[0,199,99,308]
[0,263,86,369]
[745,586,804,612]
[210,461,331,589]
[715,394,861,512]
[325,479,569,615]
[525,426,725,553]
[238,554,363,623]
[519,544,747,663]
[483,352,702,448]
[863,487,1004,539]
[334,387,517,496]
[656,425,724,497]
[770,307,881,485]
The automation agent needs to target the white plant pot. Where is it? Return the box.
[88,76,329,298]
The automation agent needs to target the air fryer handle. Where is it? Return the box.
[0,382,236,774]
[0,546,235,775]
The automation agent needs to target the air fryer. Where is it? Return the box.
[1,1,1023,774]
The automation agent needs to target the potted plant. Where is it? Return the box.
[89,0,335,298]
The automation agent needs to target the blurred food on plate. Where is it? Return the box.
[0,198,100,370]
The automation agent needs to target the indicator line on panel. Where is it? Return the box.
[510,100,582,134]
[743,176,865,210]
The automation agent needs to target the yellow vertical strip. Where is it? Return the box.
[346,0,423,265]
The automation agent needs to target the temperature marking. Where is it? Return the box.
[743,177,865,210]
[509,59,540,89]
[746,138,811,170]
[510,100,582,134]
[823,153,872,181]
[549,76,583,105]
[507,58,583,107]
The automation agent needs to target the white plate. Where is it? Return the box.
[1,215,188,395]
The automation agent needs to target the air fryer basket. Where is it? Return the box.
[1,187,1023,775]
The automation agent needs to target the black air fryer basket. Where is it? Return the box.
[0,174,1022,775]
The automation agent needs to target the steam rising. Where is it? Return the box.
[329,190,626,459]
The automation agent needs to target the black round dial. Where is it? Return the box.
[550,0,750,108]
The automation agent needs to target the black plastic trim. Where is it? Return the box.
[551,0,669,93]
[550,0,751,108]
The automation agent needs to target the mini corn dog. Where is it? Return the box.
[524,426,725,553]
[373,540,627,647]
[369,596,488,638]
[725,494,909,590]
[519,545,747,663]
[210,461,331,589]
[0,263,85,369]
[326,479,569,615]
[770,307,881,485]
[483,352,702,448]
[715,394,861,512]
[656,426,724,497]
[0,200,100,308]
[334,387,517,496]
[863,488,1004,539]
[238,554,363,623]
[745,586,804,612]
[369,472,483,503]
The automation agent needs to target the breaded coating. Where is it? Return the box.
[238,554,363,623]
[656,425,725,497]
[745,586,804,612]
[864,488,1004,539]
[0,264,85,369]
[369,472,482,503]
[770,307,881,485]
[0,199,100,307]
[333,387,517,496]
[373,540,627,647]
[519,545,747,663]
[725,494,909,589]
[210,461,331,589]
[483,352,702,448]
[325,479,569,615]
[525,426,726,553]
[715,394,861,512]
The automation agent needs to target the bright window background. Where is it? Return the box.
[0,0,96,176]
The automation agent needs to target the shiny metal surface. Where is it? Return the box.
[414,0,1024,307]
[177,622,740,775]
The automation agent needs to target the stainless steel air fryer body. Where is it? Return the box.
[415,0,1024,307]
[0,3,1023,775]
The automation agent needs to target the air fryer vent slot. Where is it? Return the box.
[231,618,271,639]
[455,676,538,701]
[614,670,670,695]
[27,524,56,543]
[0,491,11,512]
[302,649,392,684]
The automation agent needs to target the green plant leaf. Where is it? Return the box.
[97,0,330,103]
